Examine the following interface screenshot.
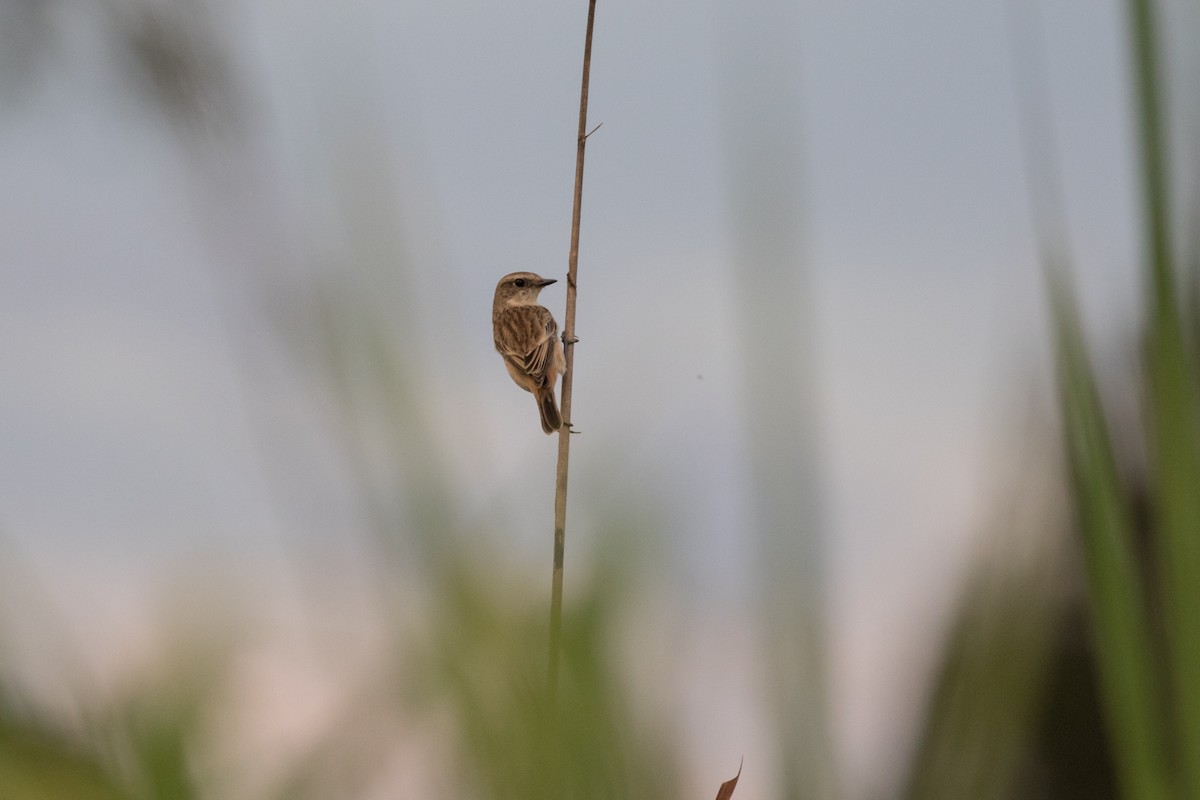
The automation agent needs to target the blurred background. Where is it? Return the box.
[2,0,1197,798]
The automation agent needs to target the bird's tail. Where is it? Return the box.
[536,388,562,434]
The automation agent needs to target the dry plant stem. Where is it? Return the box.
[548,0,597,703]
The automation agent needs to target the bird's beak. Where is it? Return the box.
[538,278,558,287]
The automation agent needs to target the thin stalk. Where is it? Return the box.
[548,0,598,702]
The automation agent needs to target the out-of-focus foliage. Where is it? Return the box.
[0,704,130,800]
[1042,1,1198,799]
[403,557,682,800]
[0,554,683,799]
[900,463,1069,800]
[900,2,1200,799]
[0,0,241,136]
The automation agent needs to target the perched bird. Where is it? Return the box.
[493,271,566,434]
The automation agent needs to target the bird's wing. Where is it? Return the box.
[496,306,558,388]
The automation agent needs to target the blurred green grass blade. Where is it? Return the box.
[900,530,1064,800]
[0,719,131,800]
[1050,277,1173,800]
[405,556,682,800]
[1146,314,1200,800]
[1125,0,1170,308]
[1126,0,1200,793]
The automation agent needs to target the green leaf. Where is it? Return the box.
[1050,276,1174,800]
[0,717,131,800]
[1126,0,1200,794]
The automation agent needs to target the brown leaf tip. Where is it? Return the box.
[714,757,743,800]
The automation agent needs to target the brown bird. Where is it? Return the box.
[493,271,566,434]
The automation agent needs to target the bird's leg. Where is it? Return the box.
[562,332,579,345]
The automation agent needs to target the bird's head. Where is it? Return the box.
[494,272,557,307]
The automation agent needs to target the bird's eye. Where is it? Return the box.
[514,278,527,288]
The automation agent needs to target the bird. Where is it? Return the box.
[493,271,566,434]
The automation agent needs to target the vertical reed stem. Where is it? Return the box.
[548,0,598,703]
